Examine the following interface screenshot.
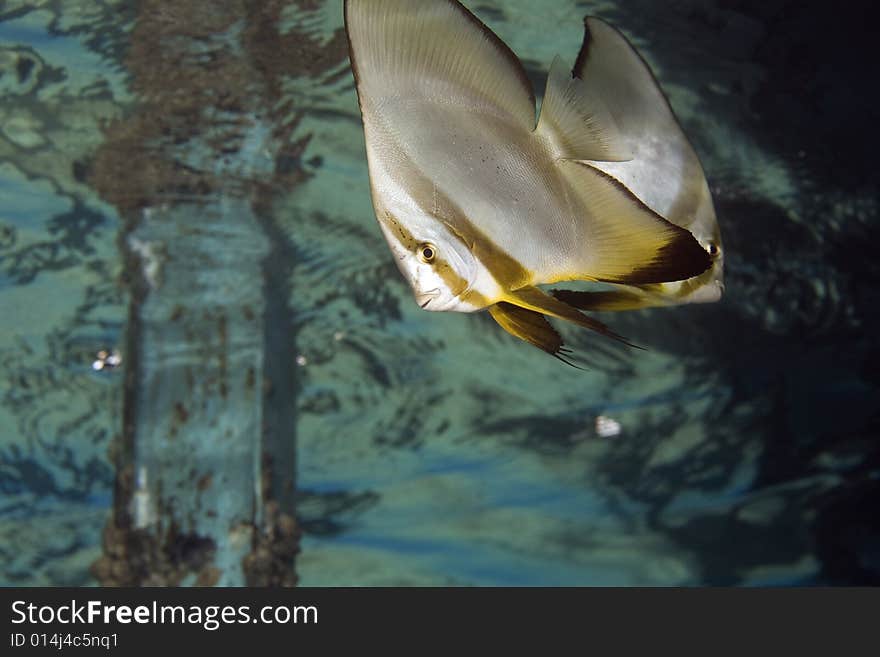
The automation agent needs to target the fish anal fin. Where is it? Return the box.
[536,56,632,162]
[557,161,711,285]
[552,289,657,312]
[503,285,638,348]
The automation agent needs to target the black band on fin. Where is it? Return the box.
[572,16,594,80]
[559,161,712,285]
[552,289,651,312]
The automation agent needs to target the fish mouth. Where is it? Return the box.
[416,288,441,309]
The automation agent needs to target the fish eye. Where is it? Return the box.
[707,242,721,258]
[418,243,437,264]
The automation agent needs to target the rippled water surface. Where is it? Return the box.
[1,0,877,586]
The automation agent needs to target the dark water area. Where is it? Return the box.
[0,0,877,586]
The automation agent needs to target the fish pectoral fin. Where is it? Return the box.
[503,285,638,348]
[488,303,581,367]
[557,160,711,284]
[345,0,536,131]
[536,55,632,162]
[552,288,660,312]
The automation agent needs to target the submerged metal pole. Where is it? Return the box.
[106,198,283,587]
[88,0,346,586]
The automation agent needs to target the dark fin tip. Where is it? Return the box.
[553,289,639,313]
[561,289,628,306]
[624,226,712,285]
[554,353,588,370]
[550,291,647,351]
[570,15,695,153]
[492,302,591,368]
[615,334,644,351]
[572,15,596,79]
[343,1,362,88]
[552,289,579,305]
[568,304,642,350]
[574,163,713,286]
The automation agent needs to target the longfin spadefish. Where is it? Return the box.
[555,160,711,285]
[536,56,631,162]
[344,0,536,130]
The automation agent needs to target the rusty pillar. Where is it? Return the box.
[88,0,347,586]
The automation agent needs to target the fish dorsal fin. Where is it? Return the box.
[556,160,711,285]
[345,0,536,130]
[573,17,717,238]
[536,56,632,162]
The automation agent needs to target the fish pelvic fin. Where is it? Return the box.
[556,160,712,285]
[502,285,639,349]
[536,55,632,162]
[488,303,582,368]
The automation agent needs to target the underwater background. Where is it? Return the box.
[1,0,877,586]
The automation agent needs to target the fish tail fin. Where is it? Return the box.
[535,55,632,162]
[503,285,641,349]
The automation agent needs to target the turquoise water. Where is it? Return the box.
[1,1,877,586]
